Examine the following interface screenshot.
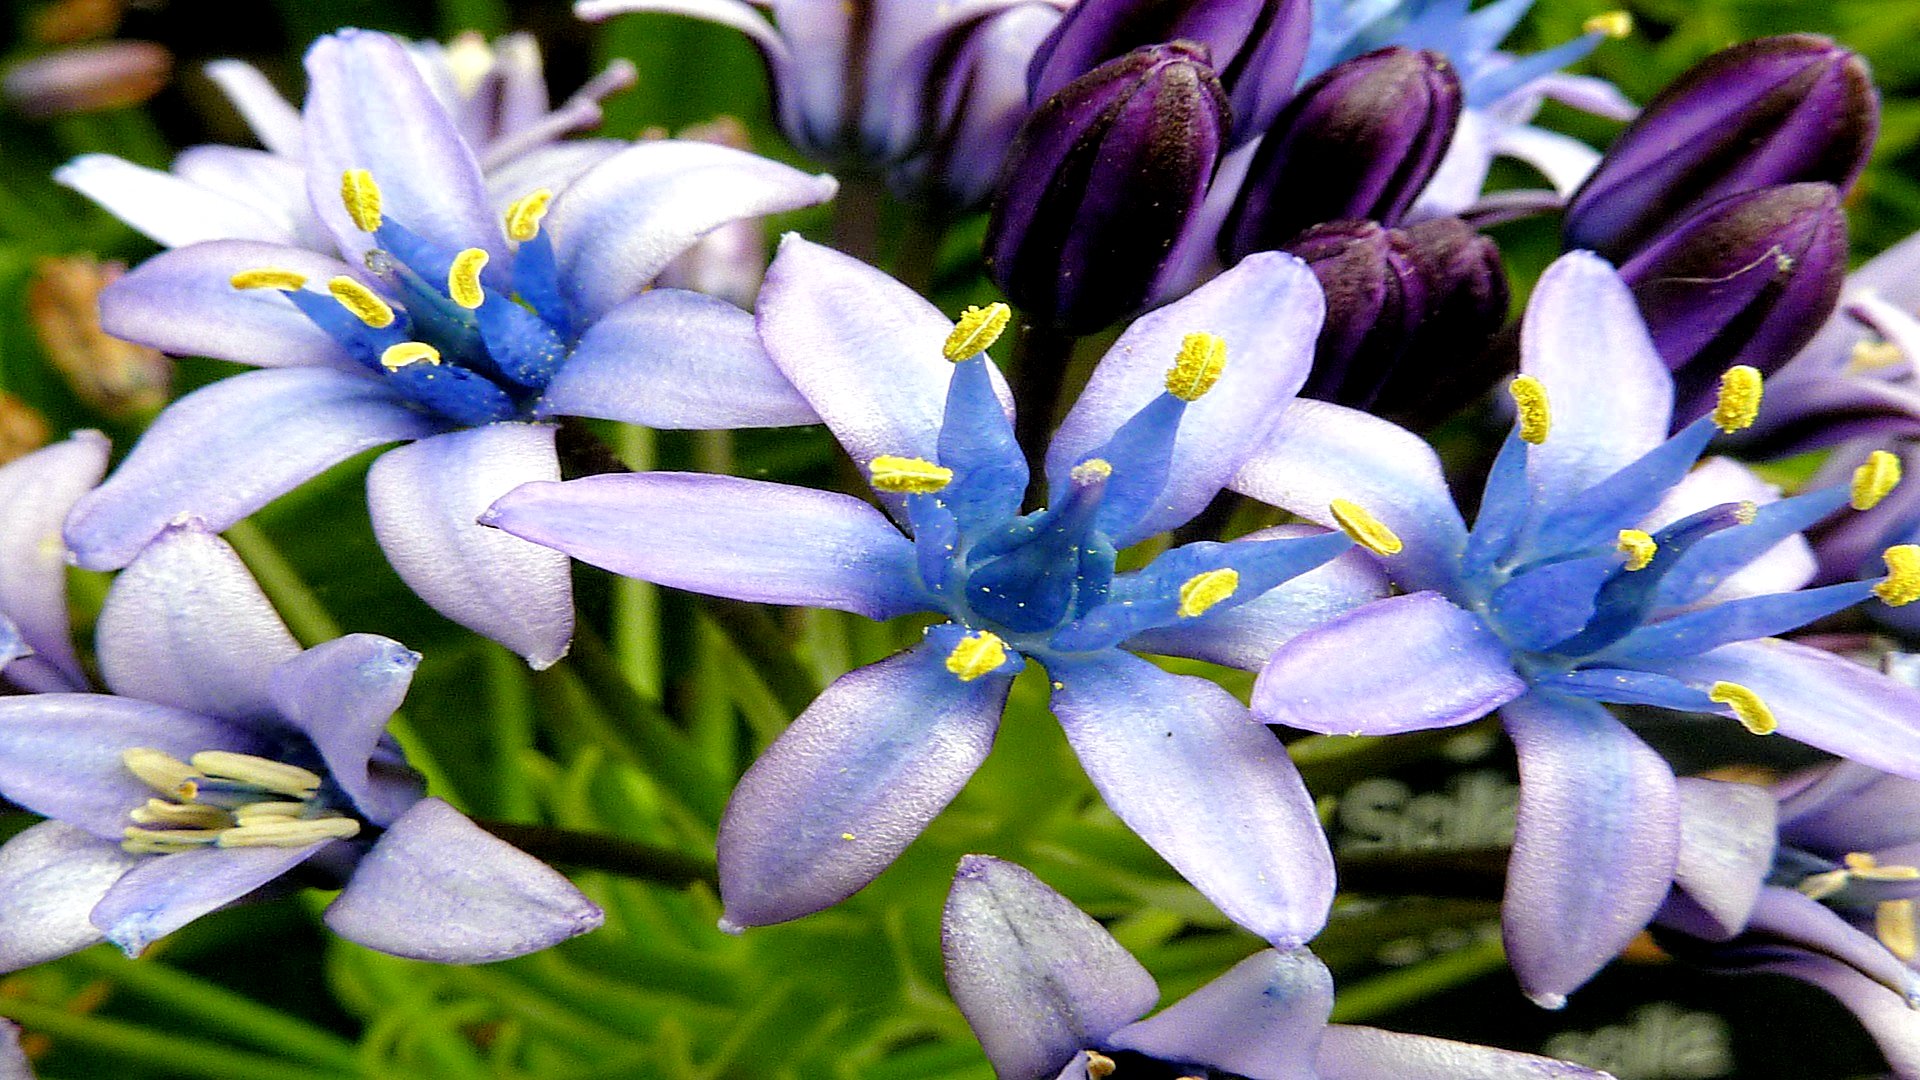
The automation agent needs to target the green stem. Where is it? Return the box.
[1329,934,1508,1022]
[475,820,718,888]
[893,211,949,295]
[224,520,343,644]
[562,627,730,823]
[1009,321,1079,499]
[0,998,347,1080]
[698,599,821,719]
[612,425,664,698]
[831,172,887,265]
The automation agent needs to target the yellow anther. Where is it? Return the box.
[130,799,231,829]
[1178,568,1240,619]
[1853,450,1903,511]
[1710,682,1777,735]
[1878,545,1920,607]
[1508,376,1551,444]
[1070,458,1113,485]
[1165,332,1228,401]
[230,268,308,292]
[1850,340,1905,372]
[190,751,324,798]
[326,276,395,329]
[1881,899,1919,962]
[1712,366,1764,433]
[1734,501,1758,526]
[504,189,553,243]
[1584,10,1633,38]
[1616,529,1657,571]
[217,816,362,848]
[943,303,1011,362]
[868,455,953,494]
[945,631,1009,682]
[1086,1052,1117,1080]
[340,169,383,232]
[122,748,198,797]
[233,801,312,823]
[1330,499,1403,556]
[381,342,442,371]
[1846,852,1920,881]
[448,248,490,310]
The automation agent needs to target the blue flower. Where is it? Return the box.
[57,28,837,668]
[1238,250,1920,1006]
[485,236,1395,944]
[0,523,602,967]
[0,432,108,693]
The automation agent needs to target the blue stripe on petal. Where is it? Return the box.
[1603,580,1880,663]
[937,354,1028,534]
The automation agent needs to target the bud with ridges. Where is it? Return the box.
[987,44,1228,334]
[1221,46,1461,262]
[1371,216,1511,428]
[1565,34,1876,261]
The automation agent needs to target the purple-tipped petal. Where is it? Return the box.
[719,642,1009,928]
[547,140,838,323]
[64,367,434,571]
[0,822,136,973]
[1501,692,1680,1007]
[55,154,301,248]
[1252,593,1524,735]
[1668,777,1776,940]
[91,843,324,956]
[1050,650,1334,948]
[0,432,108,692]
[943,854,1158,1080]
[1044,251,1324,544]
[325,798,603,962]
[95,525,300,720]
[536,288,816,428]
[485,472,927,620]
[1316,1025,1614,1079]
[204,59,304,157]
[1108,949,1331,1079]
[268,635,421,827]
[367,425,573,669]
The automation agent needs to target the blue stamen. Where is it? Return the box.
[511,230,572,336]
[1542,502,1751,658]
[1603,580,1882,663]
[966,467,1109,633]
[384,361,519,425]
[936,355,1027,533]
[476,294,569,390]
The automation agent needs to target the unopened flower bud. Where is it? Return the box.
[28,255,171,417]
[1371,217,1511,428]
[987,44,1227,334]
[1565,34,1876,261]
[1221,47,1460,262]
[2,40,170,119]
[0,393,50,465]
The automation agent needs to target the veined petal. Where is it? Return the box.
[1046,252,1325,545]
[96,524,301,720]
[204,59,305,157]
[485,472,927,620]
[1502,692,1680,1006]
[1666,778,1776,941]
[575,0,791,66]
[1317,1025,1614,1078]
[1108,949,1331,1079]
[1232,399,1469,595]
[718,641,1009,928]
[325,798,603,962]
[548,141,838,324]
[56,154,299,247]
[1051,650,1334,948]
[1491,123,1601,198]
[91,842,324,956]
[944,855,1157,1080]
[0,432,108,692]
[367,425,574,669]
[0,822,137,973]
[269,635,422,827]
[64,367,434,571]
[537,288,816,428]
[1252,593,1524,735]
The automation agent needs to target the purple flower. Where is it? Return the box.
[0,522,603,967]
[484,236,1396,943]
[1235,249,1920,1007]
[57,27,836,668]
[944,854,1612,1080]
[0,432,108,693]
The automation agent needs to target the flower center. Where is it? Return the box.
[119,747,361,853]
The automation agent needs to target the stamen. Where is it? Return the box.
[130,799,231,829]
[230,268,307,292]
[1616,529,1657,571]
[448,248,490,310]
[1712,366,1764,433]
[121,827,223,854]
[189,751,323,798]
[1085,1052,1117,1080]
[1853,450,1903,511]
[1583,10,1632,37]
[122,748,197,797]
[341,169,383,232]
[943,303,1011,362]
[327,276,395,328]
[945,631,1009,682]
[1734,501,1758,526]
[1877,545,1920,607]
[1847,852,1920,881]
[1850,340,1905,372]
[233,801,312,823]
[1709,681,1776,735]
[381,341,442,371]
[1508,376,1550,444]
[1330,499,1403,556]
[869,455,953,494]
[1881,899,1918,962]
[504,189,553,242]
[1165,332,1227,401]
[1797,869,1849,901]
[217,817,362,848]
[1177,568,1240,618]
[1070,458,1113,485]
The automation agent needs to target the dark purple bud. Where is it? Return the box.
[1220,47,1461,263]
[986,44,1228,334]
[1620,182,1847,424]
[1372,217,1511,428]
[1026,0,1311,147]
[1564,34,1876,261]
[1288,221,1429,408]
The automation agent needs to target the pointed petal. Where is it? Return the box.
[1232,399,1469,595]
[1668,777,1776,941]
[0,432,108,692]
[325,798,602,961]
[1109,949,1330,1079]
[1051,650,1335,948]
[942,854,1157,1080]
[96,524,300,720]
[55,154,299,247]
[485,140,625,216]
[0,822,137,973]
[64,368,434,571]
[269,635,421,826]
[1501,693,1680,1006]
[548,141,838,323]
[91,843,322,955]
[204,59,305,157]
[484,472,927,620]
[536,288,816,428]
[1046,252,1325,544]
[1252,593,1524,735]
[367,425,573,669]
[1743,887,1920,1005]
[1317,1025,1613,1079]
